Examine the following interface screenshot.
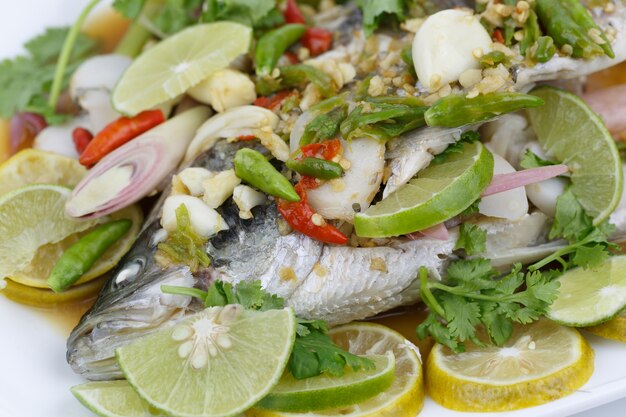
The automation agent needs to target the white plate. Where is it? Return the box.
[1,1,625,417]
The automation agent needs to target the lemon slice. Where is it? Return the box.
[117,306,296,417]
[112,22,252,115]
[0,149,86,196]
[1,275,105,308]
[0,184,97,279]
[547,255,626,327]
[426,319,594,412]
[72,381,160,417]
[586,309,626,342]
[354,141,493,237]
[9,204,142,288]
[248,322,424,417]
[527,86,623,223]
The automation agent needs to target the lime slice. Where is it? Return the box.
[527,86,623,223]
[427,320,593,412]
[248,322,424,417]
[0,148,86,196]
[256,352,395,413]
[112,22,252,115]
[117,305,296,417]
[0,184,96,278]
[72,381,160,417]
[9,205,142,288]
[586,308,626,342]
[354,141,493,237]
[547,255,626,327]
[1,275,105,308]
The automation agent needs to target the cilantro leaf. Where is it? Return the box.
[356,0,405,36]
[454,223,487,256]
[433,131,481,164]
[460,198,481,217]
[113,0,147,19]
[0,27,97,120]
[519,149,556,169]
[572,244,610,269]
[289,320,375,379]
[204,280,285,311]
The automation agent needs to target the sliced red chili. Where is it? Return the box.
[300,138,342,160]
[284,51,300,64]
[277,182,348,245]
[253,90,295,110]
[79,109,165,167]
[302,27,333,56]
[493,29,505,44]
[72,127,93,155]
[237,135,256,141]
[283,0,306,24]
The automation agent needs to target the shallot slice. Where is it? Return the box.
[406,222,449,241]
[482,164,569,197]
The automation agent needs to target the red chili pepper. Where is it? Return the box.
[72,127,93,155]
[79,109,165,167]
[493,29,505,44]
[283,0,306,24]
[237,135,256,141]
[284,51,300,64]
[302,27,333,56]
[277,182,348,245]
[300,138,341,160]
[253,90,294,110]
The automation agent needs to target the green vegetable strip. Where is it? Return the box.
[114,20,152,57]
[534,36,557,63]
[48,0,101,109]
[47,219,132,293]
[424,92,545,128]
[286,157,344,180]
[257,64,336,97]
[535,0,605,59]
[520,9,540,57]
[300,104,348,146]
[255,24,306,76]
[557,0,614,58]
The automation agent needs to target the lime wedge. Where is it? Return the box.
[527,86,623,223]
[256,352,395,412]
[72,381,160,417]
[0,184,96,278]
[112,22,252,115]
[248,322,423,417]
[117,305,296,417]
[548,255,626,327]
[354,141,493,237]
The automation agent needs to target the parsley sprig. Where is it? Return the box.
[162,280,374,380]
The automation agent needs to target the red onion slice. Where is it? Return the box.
[482,164,569,197]
[406,222,449,241]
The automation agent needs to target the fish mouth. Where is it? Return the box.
[66,267,195,380]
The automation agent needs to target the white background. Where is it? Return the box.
[0,1,625,416]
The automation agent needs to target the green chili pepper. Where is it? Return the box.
[234,148,300,202]
[534,36,557,63]
[535,0,606,59]
[520,9,540,57]
[479,51,507,68]
[286,157,344,179]
[424,92,545,128]
[341,102,428,141]
[256,64,336,97]
[47,219,132,293]
[300,104,348,146]
[354,75,373,101]
[255,24,306,76]
[557,0,614,58]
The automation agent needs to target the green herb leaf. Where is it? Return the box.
[289,319,375,379]
[300,103,348,146]
[454,223,487,256]
[356,0,405,36]
[519,149,557,170]
[113,0,148,19]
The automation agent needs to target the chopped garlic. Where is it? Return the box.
[177,167,215,196]
[412,9,493,92]
[161,195,228,238]
[187,69,256,113]
[202,169,241,208]
[233,185,266,219]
